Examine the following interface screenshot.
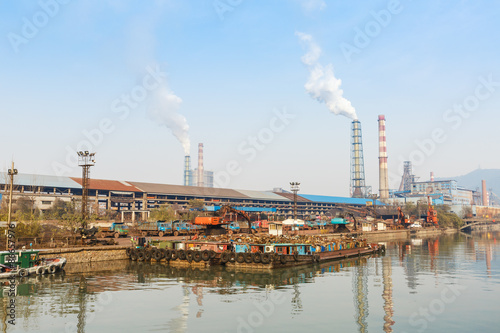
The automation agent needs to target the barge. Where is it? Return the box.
[125,236,385,269]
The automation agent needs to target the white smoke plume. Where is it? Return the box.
[149,85,191,155]
[296,32,358,120]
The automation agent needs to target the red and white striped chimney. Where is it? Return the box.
[197,143,204,187]
[378,115,389,199]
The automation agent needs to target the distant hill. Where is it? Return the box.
[438,168,500,200]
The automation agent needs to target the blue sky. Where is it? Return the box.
[1,0,499,196]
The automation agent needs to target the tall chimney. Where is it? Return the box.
[430,172,434,182]
[197,143,204,187]
[183,156,191,186]
[350,120,366,198]
[482,180,488,206]
[378,115,389,199]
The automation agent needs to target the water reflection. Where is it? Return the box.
[2,231,498,332]
[353,262,369,333]
[382,256,394,333]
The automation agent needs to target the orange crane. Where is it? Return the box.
[397,206,410,228]
[217,205,252,234]
[192,205,253,235]
[426,196,439,226]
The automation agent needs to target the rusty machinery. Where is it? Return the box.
[397,206,411,228]
[332,204,377,232]
[426,196,439,226]
[217,205,253,234]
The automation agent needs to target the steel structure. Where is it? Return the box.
[398,161,416,192]
[290,182,300,221]
[78,151,95,227]
[378,115,389,199]
[350,120,367,198]
[183,155,191,186]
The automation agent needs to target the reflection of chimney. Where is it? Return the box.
[430,172,434,182]
[184,156,191,186]
[197,143,204,187]
[378,115,389,199]
[482,180,488,206]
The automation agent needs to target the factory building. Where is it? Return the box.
[0,173,383,222]
[388,178,478,215]
[410,180,474,207]
[183,143,214,187]
[188,169,214,188]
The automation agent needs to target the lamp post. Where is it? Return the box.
[78,151,96,228]
[6,162,18,250]
[371,194,378,218]
[290,182,300,222]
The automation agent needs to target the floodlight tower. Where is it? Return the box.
[78,151,96,228]
[290,182,301,221]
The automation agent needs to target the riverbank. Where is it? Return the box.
[362,227,457,242]
[39,245,129,263]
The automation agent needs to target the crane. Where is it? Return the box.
[217,205,252,234]
[426,196,439,226]
[397,206,410,228]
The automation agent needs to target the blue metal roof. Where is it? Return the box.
[300,194,384,206]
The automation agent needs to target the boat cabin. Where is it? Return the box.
[183,241,231,253]
[273,244,310,255]
[244,243,311,255]
[0,250,39,269]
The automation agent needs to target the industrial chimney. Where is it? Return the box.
[350,120,366,198]
[378,115,389,199]
[197,143,204,187]
[430,172,435,182]
[183,155,191,186]
[482,180,488,206]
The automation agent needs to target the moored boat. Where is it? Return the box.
[0,250,67,278]
[125,236,385,268]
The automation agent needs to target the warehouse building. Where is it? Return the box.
[0,173,383,222]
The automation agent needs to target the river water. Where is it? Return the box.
[2,231,499,333]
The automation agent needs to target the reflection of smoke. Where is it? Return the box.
[149,84,191,154]
[296,32,358,120]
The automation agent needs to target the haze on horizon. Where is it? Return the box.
[1,0,499,196]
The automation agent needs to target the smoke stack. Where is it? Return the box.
[430,172,434,182]
[350,120,366,198]
[482,180,488,206]
[378,115,389,199]
[184,156,191,186]
[197,143,204,187]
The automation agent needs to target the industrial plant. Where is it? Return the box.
[1,115,498,223]
[183,143,214,188]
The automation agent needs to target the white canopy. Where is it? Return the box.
[282,219,305,225]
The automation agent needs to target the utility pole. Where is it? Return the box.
[78,151,95,229]
[6,162,17,250]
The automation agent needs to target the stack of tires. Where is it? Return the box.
[126,247,216,263]
[219,251,291,265]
